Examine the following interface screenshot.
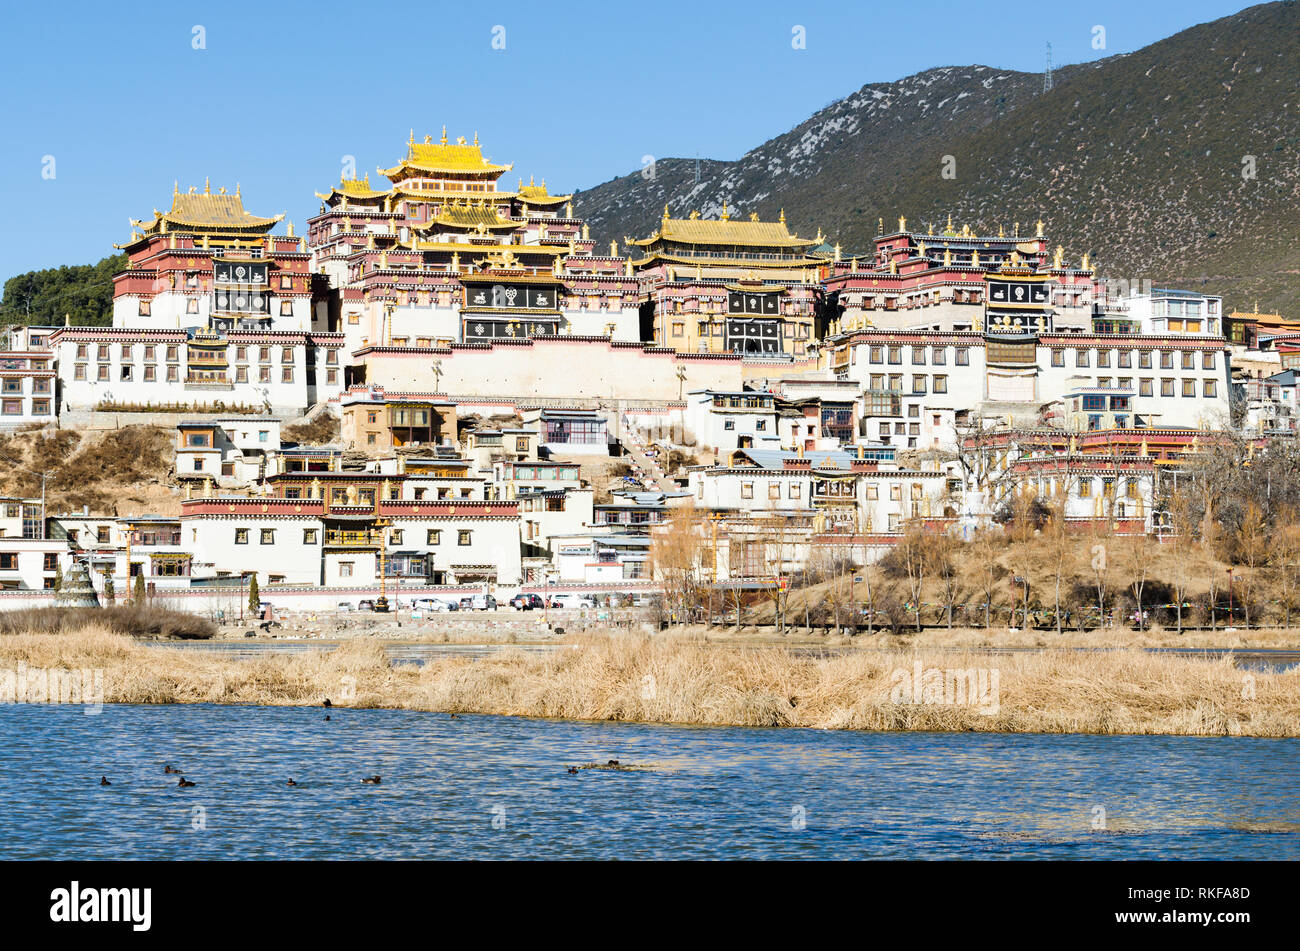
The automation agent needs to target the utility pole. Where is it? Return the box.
[1043,42,1054,93]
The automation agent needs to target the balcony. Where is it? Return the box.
[324,529,383,548]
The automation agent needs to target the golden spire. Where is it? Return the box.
[1053,245,1064,268]
[779,208,786,223]
[749,212,759,222]
[204,177,210,194]
[173,180,179,196]
[971,249,980,267]
[1081,252,1090,270]
[898,215,907,232]
[474,131,479,146]
[287,221,295,237]
[409,129,415,146]
[440,126,447,145]
[998,223,1005,238]
[1036,219,1045,237]
[663,204,670,219]
[720,202,730,220]
[834,242,841,262]
[530,174,536,186]
[610,240,618,257]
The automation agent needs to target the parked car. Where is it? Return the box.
[414,597,458,612]
[357,599,376,611]
[509,593,545,611]
[470,594,497,611]
[548,593,596,610]
[458,596,475,610]
[336,602,355,612]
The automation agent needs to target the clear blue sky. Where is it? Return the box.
[0,0,1258,282]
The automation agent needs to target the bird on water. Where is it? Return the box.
[177,777,196,788]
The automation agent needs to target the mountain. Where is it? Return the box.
[575,1,1300,313]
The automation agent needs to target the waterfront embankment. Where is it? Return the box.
[2,627,1297,736]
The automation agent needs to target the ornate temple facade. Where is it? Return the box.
[113,182,314,333]
[821,216,1099,337]
[307,131,640,353]
[628,206,833,356]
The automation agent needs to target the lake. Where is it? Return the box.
[1,704,1295,859]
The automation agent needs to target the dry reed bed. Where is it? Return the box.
[2,628,1297,737]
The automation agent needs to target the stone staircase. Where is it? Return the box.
[620,415,675,492]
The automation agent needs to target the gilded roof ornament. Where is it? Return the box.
[1036,219,1045,237]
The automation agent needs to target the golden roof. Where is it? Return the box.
[419,204,517,232]
[630,213,817,249]
[127,182,282,241]
[316,174,392,201]
[517,175,571,204]
[379,130,512,178]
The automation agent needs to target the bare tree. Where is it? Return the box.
[1234,501,1270,630]
[969,525,1003,630]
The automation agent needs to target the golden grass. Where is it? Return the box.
[3,626,1297,737]
[681,622,1300,650]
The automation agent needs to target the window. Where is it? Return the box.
[1078,479,1092,498]
[74,364,86,380]
[192,458,204,472]
[282,367,294,383]
[1139,378,1153,397]
[0,553,16,570]
[143,365,156,381]
[869,346,883,364]
[932,347,946,365]
[1118,351,1132,368]
[955,347,969,366]
[280,301,293,316]
[889,484,902,501]
[1051,350,1064,367]
[259,367,271,383]
[1161,352,1174,369]
[457,530,472,546]
[1139,351,1152,369]
[911,375,927,394]
[1096,350,1111,368]
[741,482,754,499]
[43,553,58,571]
[235,367,248,383]
[166,346,179,362]
[723,420,735,431]
[756,420,766,431]
[260,529,275,544]
[1182,380,1196,397]
[768,483,781,500]
[167,366,179,382]
[138,300,151,316]
[235,528,249,544]
[389,529,403,545]
[339,562,354,578]
[1161,379,1175,397]
[888,347,902,364]
[1204,379,1217,398]
[1,400,21,416]
[426,530,441,545]
[97,365,109,381]
[1202,352,1215,369]
[911,346,926,365]
[933,375,948,394]
[96,528,110,544]
[789,484,801,499]
[303,529,317,544]
[1076,350,1090,367]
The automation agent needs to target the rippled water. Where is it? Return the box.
[1,704,1296,859]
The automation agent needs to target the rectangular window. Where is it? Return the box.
[1096,350,1110,368]
[1182,379,1196,397]
[457,530,472,546]
[31,399,50,416]
[260,529,275,544]
[303,529,317,544]
[933,375,948,394]
[1139,378,1153,397]
[1,400,21,416]
[426,530,441,545]
[741,483,754,499]
[911,346,926,365]
[1161,379,1175,397]
[768,483,781,500]
[932,347,946,365]
[1118,351,1132,368]
[1051,350,1064,367]
[167,366,179,382]
[1204,379,1217,398]
[0,553,16,571]
[235,528,249,544]
[1161,352,1174,369]
[1076,350,1090,367]
[1139,351,1152,369]
[74,364,86,380]
[339,562,353,577]
[1202,352,1215,370]
[143,365,156,381]
[955,348,969,366]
